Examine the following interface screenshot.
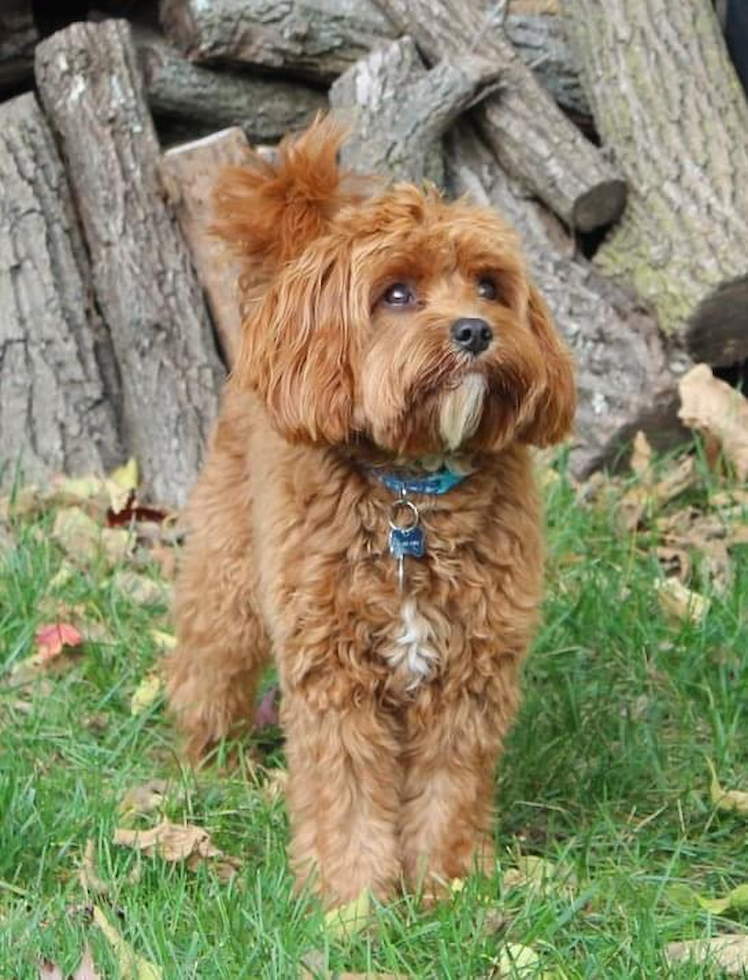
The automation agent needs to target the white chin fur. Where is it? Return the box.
[439,373,486,450]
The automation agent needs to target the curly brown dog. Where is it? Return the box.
[166,117,575,907]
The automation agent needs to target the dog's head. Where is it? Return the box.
[214,118,575,457]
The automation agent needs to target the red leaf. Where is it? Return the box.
[35,623,84,661]
[106,494,168,527]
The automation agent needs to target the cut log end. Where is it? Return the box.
[573,178,627,233]
[686,276,748,366]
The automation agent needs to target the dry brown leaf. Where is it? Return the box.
[488,943,540,977]
[78,840,110,897]
[53,507,130,566]
[655,546,692,583]
[118,780,171,818]
[618,456,698,531]
[666,935,748,975]
[679,363,748,480]
[630,430,653,478]
[655,578,709,625]
[149,543,177,581]
[708,759,748,816]
[113,819,240,880]
[113,571,170,607]
[92,906,161,980]
[39,947,100,980]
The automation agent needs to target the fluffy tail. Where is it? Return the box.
[211,115,364,283]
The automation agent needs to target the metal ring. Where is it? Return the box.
[389,498,420,532]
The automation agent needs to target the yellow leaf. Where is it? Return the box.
[130,673,163,716]
[708,759,748,816]
[492,943,540,977]
[92,906,161,980]
[114,571,169,607]
[324,891,372,940]
[261,768,288,805]
[655,578,709,625]
[119,779,171,818]
[669,882,748,915]
[666,935,748,974]
[149,630,177,651]
[630,430,653,478]
[679,364,748,480]
[110,458,139,492]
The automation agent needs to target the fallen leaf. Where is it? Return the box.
[119,780,171,818]
[35,623,84,661]
[39,948,100,980]
[109,458,139,494]
[670,881,748,916]
[708,759,748,816]
[666,935,748,974]
[130,673,163,716]
[655,578,709,625]
[323,891,372,940]
[630,430,653,478]
[49,561,77,591]
[679,363,748,480]
[149,544,177,581]
[92,906,161,980]
[79,840,110,897]
[113,819,240,880]
[655,546,692,583]
[53,507,130,566]
[113,571,169,607]
[489,943,540,977]
[107,501,168,528]
[261,768,287,805]
[149,630,176,652]
[502,855,576,899]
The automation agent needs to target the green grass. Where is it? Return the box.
[1,451,746,978]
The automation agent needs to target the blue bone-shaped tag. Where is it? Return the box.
[389,524,425,559]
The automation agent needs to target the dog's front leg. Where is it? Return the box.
[400,666,520,899]
[281,688,402,907]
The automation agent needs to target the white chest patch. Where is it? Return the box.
[384,599,439,691]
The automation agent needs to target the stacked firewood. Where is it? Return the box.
[1,0,746,504]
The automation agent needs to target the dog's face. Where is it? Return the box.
[236,185,575,456]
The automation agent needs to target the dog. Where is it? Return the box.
[166,117,575,907]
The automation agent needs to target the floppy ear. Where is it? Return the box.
[232,237,364,444]
[520,282,576,447]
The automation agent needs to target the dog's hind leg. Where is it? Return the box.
[165,400,271,762]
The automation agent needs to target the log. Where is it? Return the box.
[161,128,251,366]
[329,37,499,186]
[0,0,37,88]
[35,20,223,507]
[505,10,590,119]
[0,94,122,482]
[445,126,687,476]
[373,0,626,232]
[159,0,397,82]
[566,0,748,366]
[134,28,327,146]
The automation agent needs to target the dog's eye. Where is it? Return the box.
[477,277,498,301]
[382,282,415,307]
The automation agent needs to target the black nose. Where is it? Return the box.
[450,317,493,355]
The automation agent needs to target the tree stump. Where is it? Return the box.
[135,28,326,146]
[161,128,251,366]
[330,37,499,186]
[0,94,122,483]
[35,20,223,507]
[446,127,686,476]
[567,0,748,366]
[374,0,626,232]
[160,0,397,82]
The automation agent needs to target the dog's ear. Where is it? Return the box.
[233,236,363,444]
[520,282,576,447]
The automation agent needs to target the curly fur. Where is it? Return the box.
[166,116,576,907]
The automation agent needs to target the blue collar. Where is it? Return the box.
[370,466,468,496]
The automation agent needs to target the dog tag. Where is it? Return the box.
[388,524,425,559]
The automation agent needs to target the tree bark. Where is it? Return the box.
[161,128,250,367]
[0,94,122,483]
[35,20,223,507]
[373,0,626,232]
[446,126,687,477]
[505,10,589,120]
[135,28,326,146]
[159,0,397,82]
[566,0,748,366]
[330,37,499,186]
[0,1,37,88]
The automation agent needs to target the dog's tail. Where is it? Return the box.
[211,114,365,282]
